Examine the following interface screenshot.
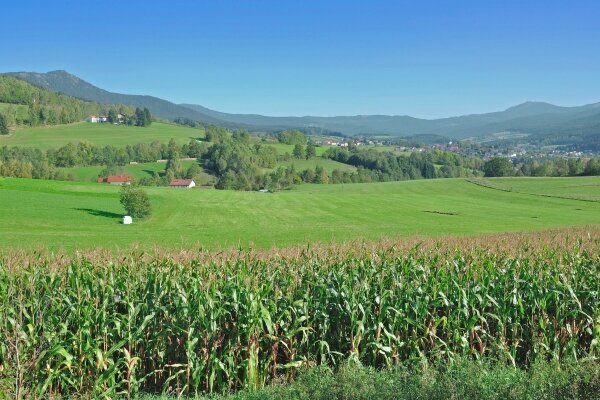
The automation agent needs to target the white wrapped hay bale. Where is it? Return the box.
[123,215,133,225]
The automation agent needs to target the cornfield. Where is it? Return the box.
[1,229,599,398]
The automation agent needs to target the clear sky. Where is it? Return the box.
[2,0,600,118]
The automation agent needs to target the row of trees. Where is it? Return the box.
[483,157,600,177]
[0,138,210,182]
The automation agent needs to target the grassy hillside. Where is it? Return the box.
[0,176,598,250]
[478,177,600,201]
[0,121,204,149]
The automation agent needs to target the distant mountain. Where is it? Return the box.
[182,101,600,138]
[5,70,600,139]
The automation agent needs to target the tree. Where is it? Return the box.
[305,140,316,159]
[0,113,9,135]
[119,185,152,218]
[143,108,152,126]
[293,144,305,159]
[107,109,118,124]
[165,151,184,178]
[134,108,147,127]
[185,163,202,179]
[483,157,514,177]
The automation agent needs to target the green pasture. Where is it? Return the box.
[0,121,205,149]
[480,177,600,202]
[277,157,357,172]
[0,176,598,251]
[267,142,330,156]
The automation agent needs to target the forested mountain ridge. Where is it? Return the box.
[4,70,227,125]
[0,75,134,129]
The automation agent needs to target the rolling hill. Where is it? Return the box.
[5,70,600,139]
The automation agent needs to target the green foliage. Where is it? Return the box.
[119,185,152,218]
[203,134,278,190]
[0,75,133,127]
[483,157,514,177]
[134,107,152,127]
[107,108,118,123]
[165,151,184,178]
[205,125,230,143]
[292,144,305,159]
[278,130,307,146]
[0,113,8,135]
[305,140,316,159]
[1,239,599,397]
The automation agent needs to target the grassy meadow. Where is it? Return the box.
[0,121,205,149]
[0,176,598,251]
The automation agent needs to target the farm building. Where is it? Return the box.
[169,179,196,189]
[86,115,108,123]
[97,175,132,185]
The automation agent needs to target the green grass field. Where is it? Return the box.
[0,176,598,251]
[267,142,331,156]
[277,157,357,172]
[0,121,205,149]
[479,177,600,201]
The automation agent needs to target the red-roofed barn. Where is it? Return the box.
[169,179,196,189]
[97,175,132,185]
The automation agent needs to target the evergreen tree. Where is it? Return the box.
[134,108,145,126]
[305,140,316,159]
[0,113,9,135]
[165,151,184,178]
[107,109,118,124]
[143,107,152,126]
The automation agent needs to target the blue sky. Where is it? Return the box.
[2,0,600,118]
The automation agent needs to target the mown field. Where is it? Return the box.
[479,176,600,202]
[0,121,205,149]
[0,176,598,251]
[1,229,599,398]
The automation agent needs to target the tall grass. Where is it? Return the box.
[0,229,599,398]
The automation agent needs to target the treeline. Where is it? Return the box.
[483,156,600,177]
[323,147,482,181]
[202,130,279,190]
[0,75,135,132]
[0,138,209,180]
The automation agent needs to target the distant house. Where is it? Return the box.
[97,175,132,185]
[87,115,108,123]
[169,179,196,189]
